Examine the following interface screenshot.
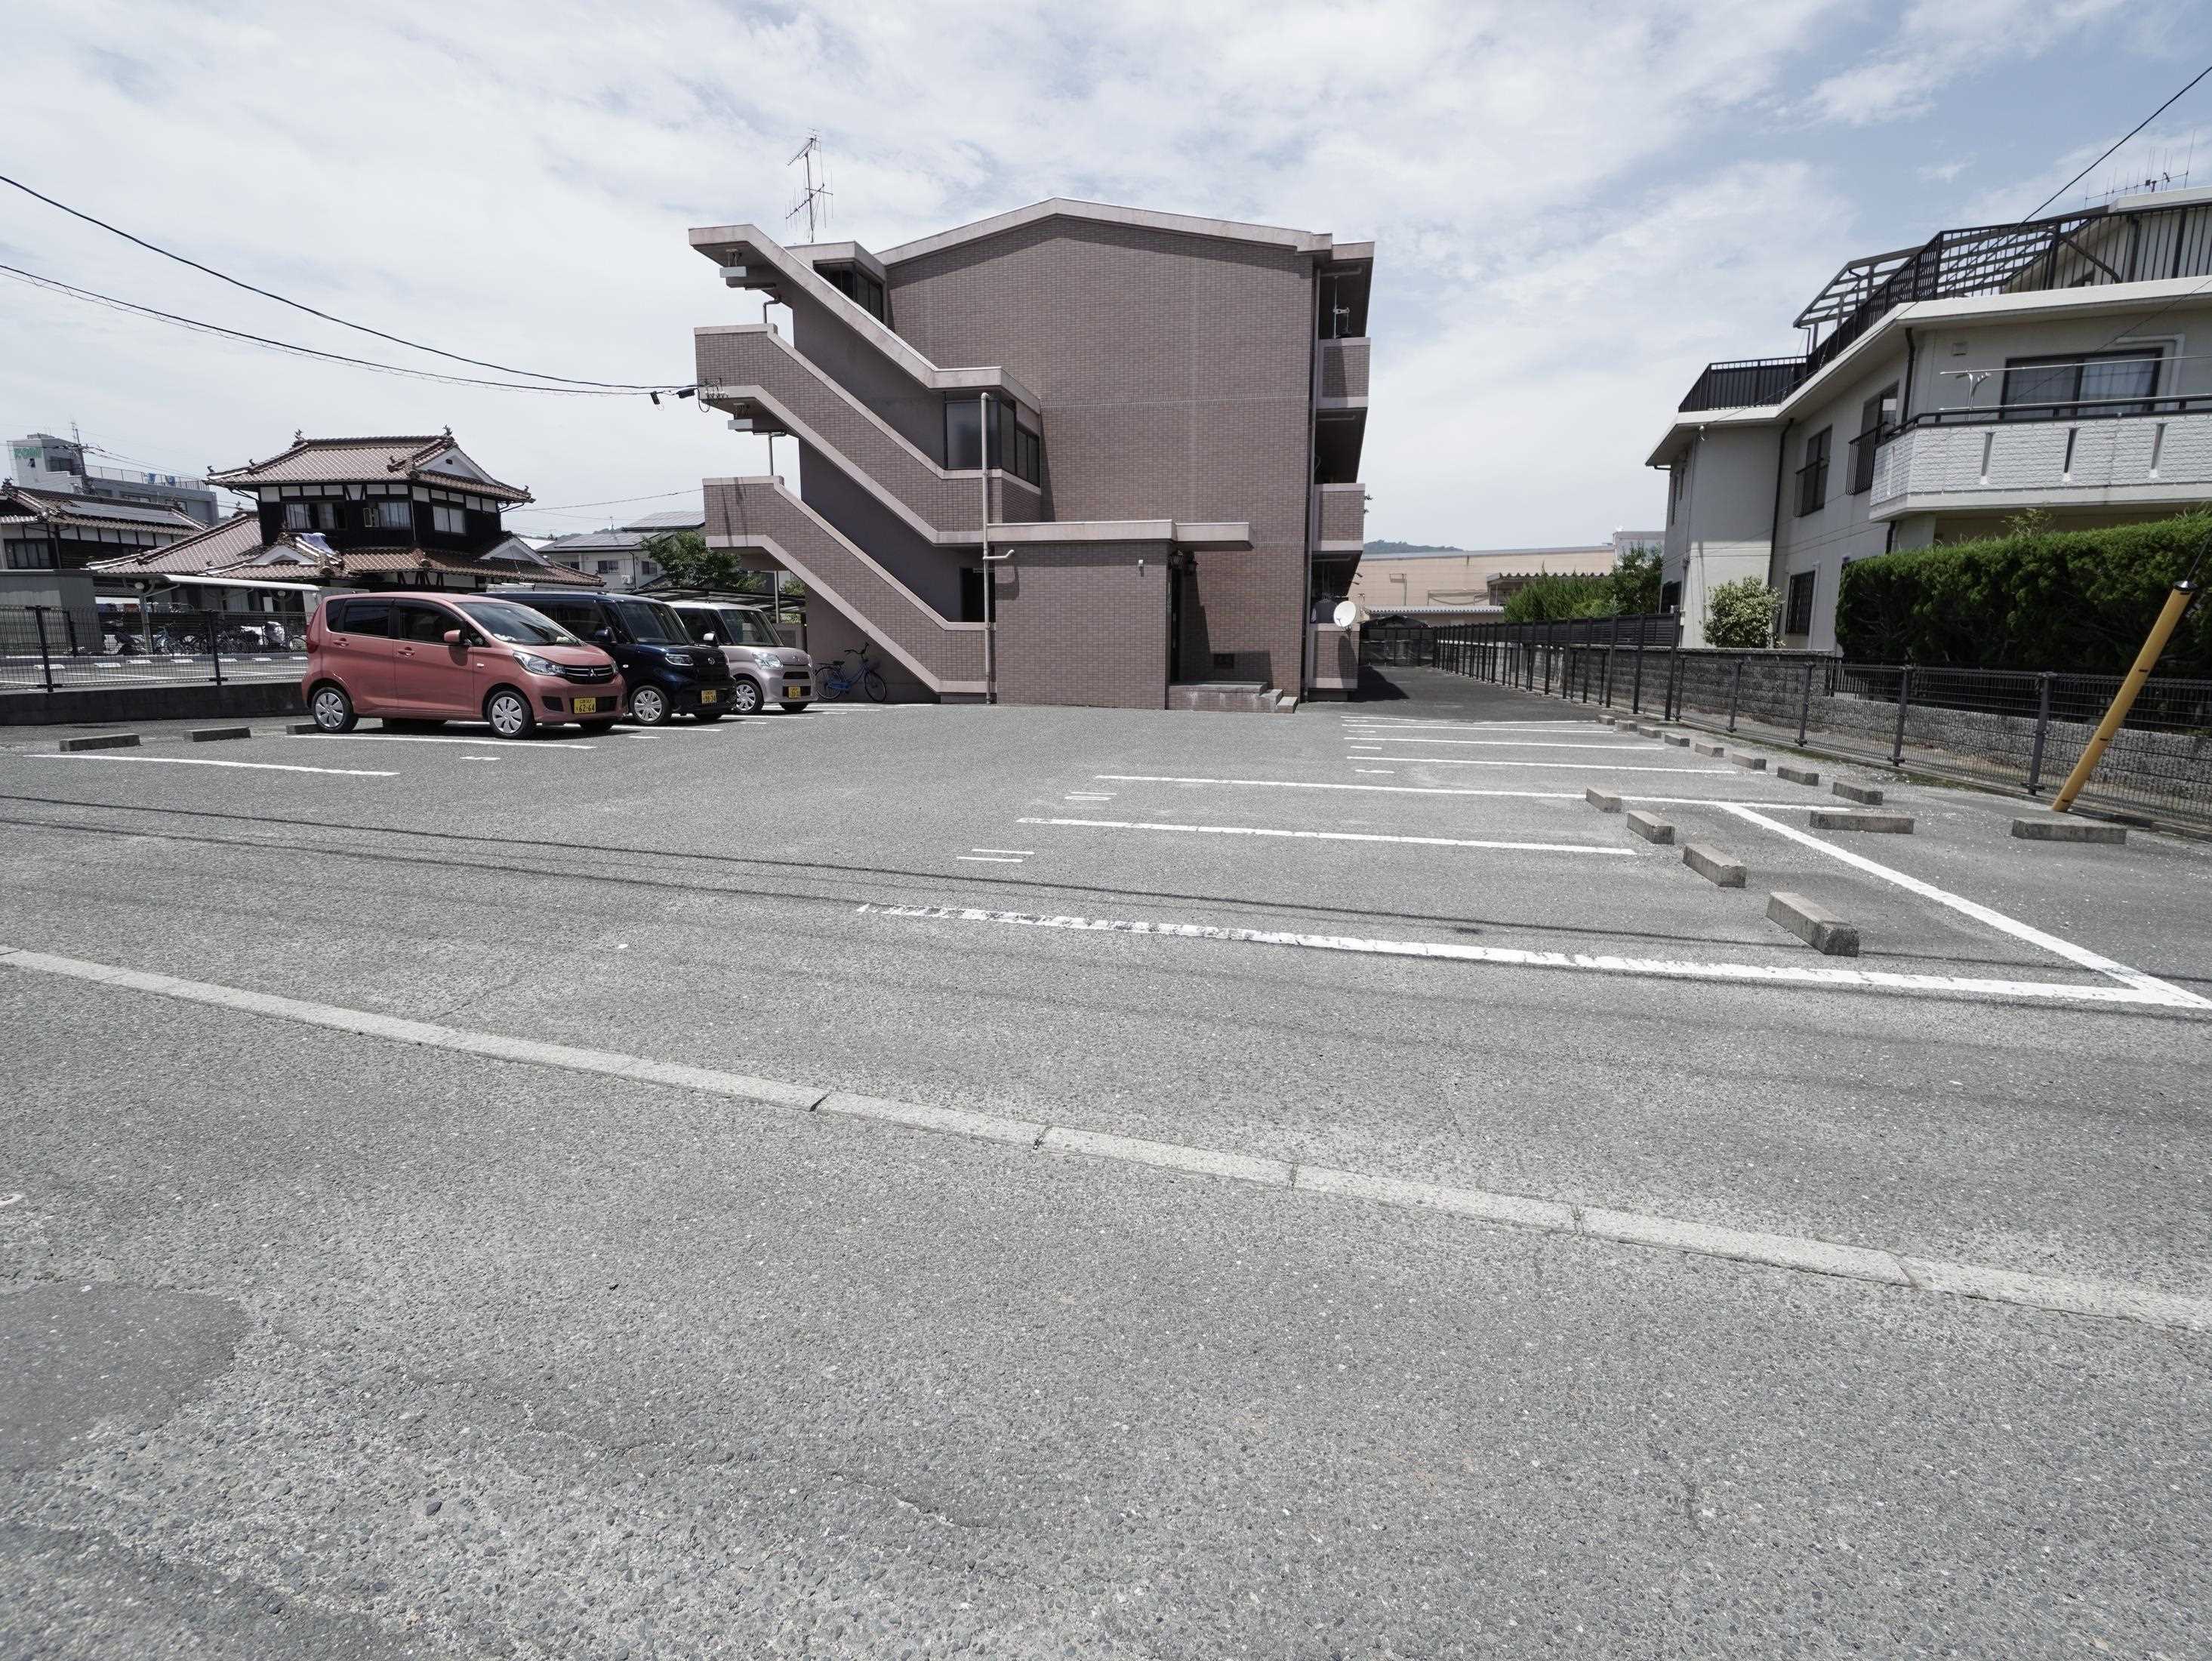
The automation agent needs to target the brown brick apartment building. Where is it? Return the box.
[690,199,1372,706]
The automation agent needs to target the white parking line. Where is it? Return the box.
[1714,803,2210,1008]
[957,855,1025,864]
[4,939,2203,1330]
[1095,775,1787,804]
[1357,757,1737,773]
[970,847,1036,855]
[863,903,2205,1011]
[309,734,597,750]
[23,754,396,778]
[1350,738,1657,750]
[1341,719,1599,730]
[1015,816,1636,856]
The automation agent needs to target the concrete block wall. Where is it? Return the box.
[991,541,1171,708]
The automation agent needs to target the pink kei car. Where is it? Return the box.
[302,592,624,738]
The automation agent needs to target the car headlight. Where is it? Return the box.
[513,651,562,676]
[747,649,782,666]
[664,651,695,667]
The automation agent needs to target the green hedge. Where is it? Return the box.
[1835,513,2212,676]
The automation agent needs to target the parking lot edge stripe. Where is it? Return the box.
[2,939,2204,1333]
[23,754,399,778]
[1015,817,1637,855]
[1714,803,2210,1009]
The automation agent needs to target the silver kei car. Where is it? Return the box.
[667,599,814,713]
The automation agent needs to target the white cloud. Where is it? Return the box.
[1805,0,2132,128]
[0,0,2163,547]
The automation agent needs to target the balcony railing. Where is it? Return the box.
[1870,405,2212,513]
[1318,337,1369,404]
[1679,356,1807,412]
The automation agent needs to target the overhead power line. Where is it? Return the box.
[0,261,664,396]
[2019,60,2212,221]
[0,170,674,392]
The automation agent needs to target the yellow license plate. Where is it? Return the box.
[699,688,719,704]
[572,697,600,714]
[784,686,805,700]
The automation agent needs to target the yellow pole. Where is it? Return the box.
[2052,578,2199,812]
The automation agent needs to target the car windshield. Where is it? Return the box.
[611,596,688,644]
[717,609,780,646]
[456,600,578,646]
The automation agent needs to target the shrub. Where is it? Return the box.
[1608,541,1663,615]
[1502,572,1614,622]
[1705,577,1778,647]
[1834,512,2212,674]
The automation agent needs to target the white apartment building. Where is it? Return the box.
[1648,186,2212,649]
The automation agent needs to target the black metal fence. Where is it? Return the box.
[1,605,308,695]
[1409,616,2212,831]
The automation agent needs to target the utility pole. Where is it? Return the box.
[787,134,830,242]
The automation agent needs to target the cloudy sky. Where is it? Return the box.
[3,0,2207,547]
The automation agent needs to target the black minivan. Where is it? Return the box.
[493,589,736,726]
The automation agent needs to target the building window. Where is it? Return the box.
[596,559,618,575]
[1795,427,1831,516]
[5,539,54,569]
[1785,570,1816,636]
[1849,384,1896,495]
[368,499,412,532]
[430,504,466,536]
[283,501,310,530]
[944,399,983,470]
[946,396,1040,482]
[2000,348,2161,420]
[824,265,889,323]
[1659,579,1681,614]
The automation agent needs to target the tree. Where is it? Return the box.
[1704,577,1779,648]
[1607,541,1662,615]
[1502,572,1614,622]
[639,528,766,596]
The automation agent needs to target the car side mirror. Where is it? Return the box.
[702,631,717,643]
[442,628,463,646]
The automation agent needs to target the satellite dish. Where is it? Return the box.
[1332,599,1365,627]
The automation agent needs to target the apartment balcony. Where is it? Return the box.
[1678,356,1807,412]
[1315,482,1365,552]
[1317,337,1369,408]
[1868,398,2212,519]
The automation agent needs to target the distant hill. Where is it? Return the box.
[1363,538,1465,554]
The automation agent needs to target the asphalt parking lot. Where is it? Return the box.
[5,669,2210,1656]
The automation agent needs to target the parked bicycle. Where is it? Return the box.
[818,643,889,703]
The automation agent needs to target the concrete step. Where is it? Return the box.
[1169,681,1279,714]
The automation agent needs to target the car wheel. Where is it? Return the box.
[485,687,537,740]
[629,684,671,726]
[310,683,358,732]
[728,678,763,714]
[779,701,810,713]
[579,720,618,735]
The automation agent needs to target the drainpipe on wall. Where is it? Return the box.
[979,393,994,704]
[1766,417,1794,643]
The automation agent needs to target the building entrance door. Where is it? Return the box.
[1166,560,1187,683]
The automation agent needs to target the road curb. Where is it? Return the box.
[2012,815,2127,844]
[57,733,140,752]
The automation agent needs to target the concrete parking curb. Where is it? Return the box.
[1767,892,1859,957]
[287,723,322,735]
[189,726,254,743]
[1776,764,1819,785]
[1585,787,1625,813]
[1729,753,1767,771]
[1661,732,1689,747]
[1627,809,1674,845]
[57,733,140,752]
[6,941,2209,1332]
[2013,815,2127,844]
[1810,809,1914,834]
[1691,741,1727,757]
[1681,843,1745,887]
[1832,781,1884,805]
